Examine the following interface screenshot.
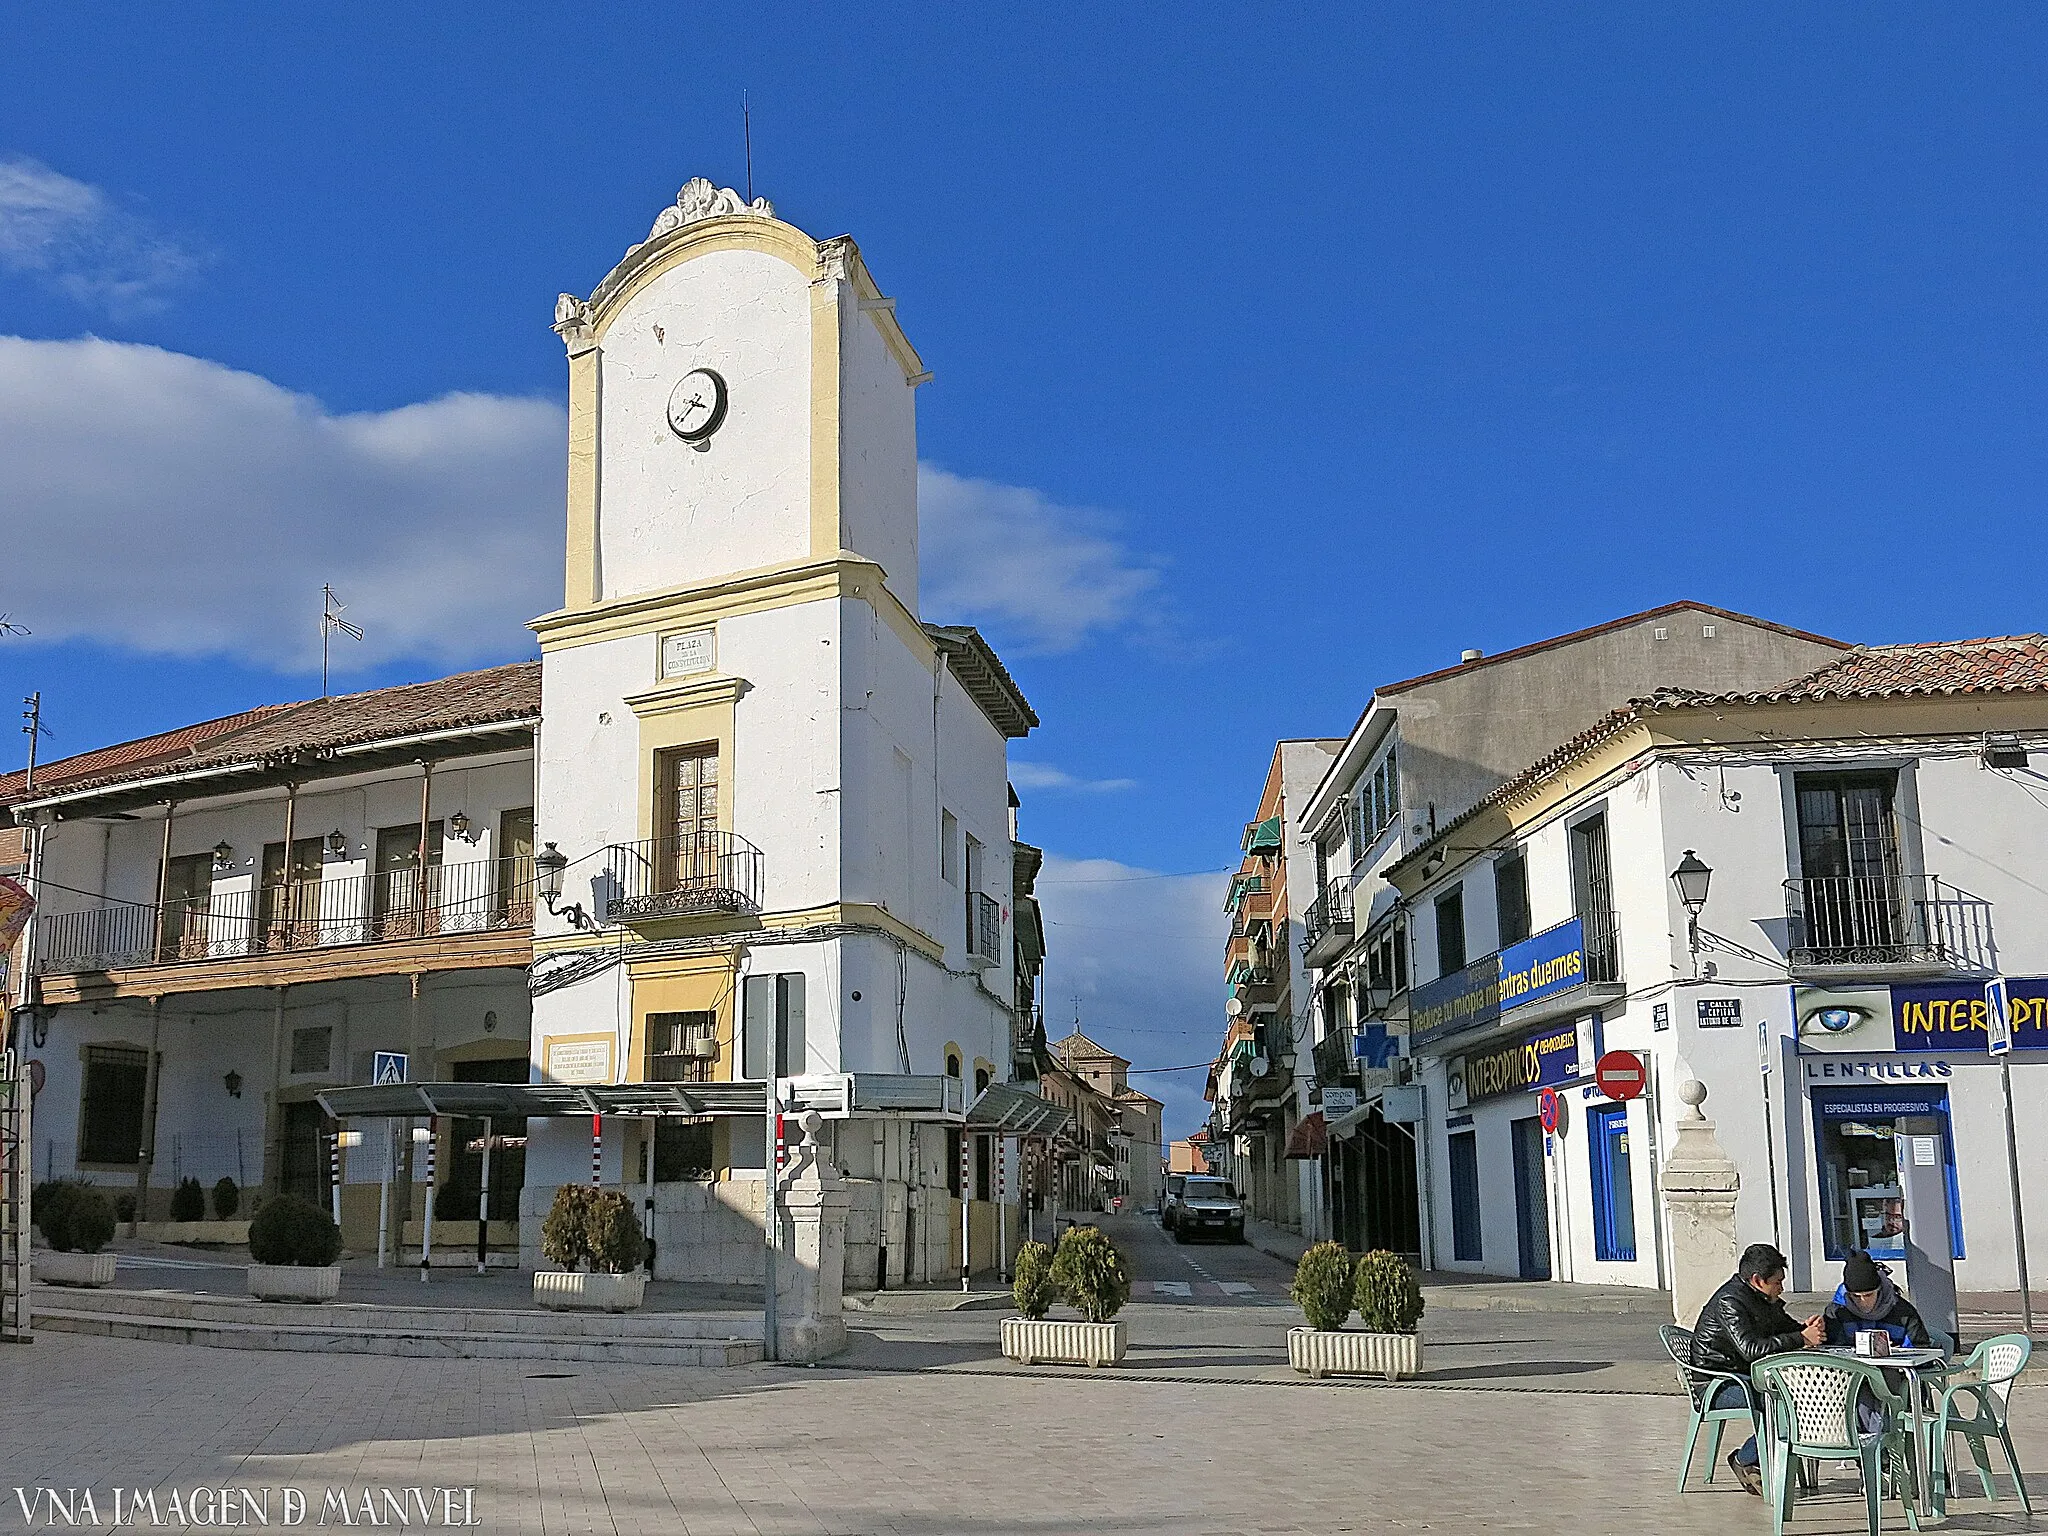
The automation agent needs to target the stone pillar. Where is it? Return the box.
[1661,1079,1741,1328]
[777,1110,850,1363]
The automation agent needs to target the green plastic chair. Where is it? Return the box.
[1931,1332,2031,1515]
[1660,1324,1762,1491]
[1753,1352,1920,1536]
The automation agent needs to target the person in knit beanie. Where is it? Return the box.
[1824,1249,1937,1352]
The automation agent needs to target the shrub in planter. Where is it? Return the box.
[247,1194,342,1267]
[170,1177,207,1223]
[1050,1225,1130,1323]
[1012,1240,1057,1320]
[35,1180,115,1254]
[1290,1241,1355,1333]
[1355,1249,1424,1334]
[212,1177,241,1220]
[585,1190,643,1274]
[540,1184,596,1271]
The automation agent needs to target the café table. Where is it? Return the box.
[1820,1344,1953,1520]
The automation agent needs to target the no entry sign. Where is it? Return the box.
[1595,1049,1647,1102]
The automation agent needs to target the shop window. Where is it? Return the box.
[1812,1087,1964,1260]
[653,1120,713,1182]
[1447,1129,1482,1262]
[78,1045,149,1165]
[1587,1104,1637,1263]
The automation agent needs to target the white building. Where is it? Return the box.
[1387,634,2048,1294]
[1290,604,1845,1255]
[6,180,1058,1283]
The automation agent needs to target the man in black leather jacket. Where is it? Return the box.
[1691,1243,1825,1496]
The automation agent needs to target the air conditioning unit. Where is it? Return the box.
[684,1027,720,1059]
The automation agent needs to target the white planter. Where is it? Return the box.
[1001,1316,1128,1368]
[247,1264,342,1303]
[35,1250,117,1288]
[1288,1325,1423,1380]
[533,1270,647,1313]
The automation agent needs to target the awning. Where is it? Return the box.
[318,1071,974,1123]
[1284,1111,1328,1160]
[963,1082,1070,1139]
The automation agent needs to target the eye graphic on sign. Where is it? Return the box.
[1800,1003,1872,1037]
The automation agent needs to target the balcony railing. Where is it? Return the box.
[1785,874,1993,972]
[33,857,536,977]
[602,831,763,924]
[1301,882,1354,962]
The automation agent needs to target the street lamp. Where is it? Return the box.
[1670,850,1713,954]
[535,841,591,929]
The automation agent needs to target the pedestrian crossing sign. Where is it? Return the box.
[372,1051,408,1085]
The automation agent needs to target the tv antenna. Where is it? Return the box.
[320,585,364,698]
[0,615,27,638]
[21,692,50,791]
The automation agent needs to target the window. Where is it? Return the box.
[1434,886,1467,977]
[289,1026,332,1076]
[264,834,328,943]
[1494,852,1531,949]
[1349,746,1402,857]
[741,975,806,1078]
[656,744,720,891]
[1569,813,1617,981]
[646,1010,716,1083]
[79,1045,149,1165]
[370,823,441,934]
[946,1127,964,1197]
[1447,1130,1482,1262]
[941,810,959,884]
[1365,919,1408,996]
[945,1050,961,1078]
[495,807,535,923]
[157,852,214,960]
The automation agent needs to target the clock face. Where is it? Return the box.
[666,368,729,443]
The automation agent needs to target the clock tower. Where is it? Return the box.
[523,182,1034,1293]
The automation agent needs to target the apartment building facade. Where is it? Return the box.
[1387,635,2048,1294]
[1291,604,1848,1255]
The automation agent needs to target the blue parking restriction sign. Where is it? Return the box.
[1986,979,2013,1057]
[372,1051,408,1085]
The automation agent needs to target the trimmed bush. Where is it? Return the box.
[34,1180,115,1254]
[114,1193,136,1223]
[212,1177,241,1220]
[1355,1250,1424,1335]
[170,1176,206,1222]
[540,1184,596,1271]
[585,1189,643,1275]
[1049,1224,1130,1323]
[247,1194,342,1267]
[1011,1240,1057,1320]
[1290,1241,1355,1333]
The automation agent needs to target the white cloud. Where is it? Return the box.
[0,158,202,316]
[1033,854,1232,1141]
[0,336,565,674]
[1008,761,1138,794]
[918,464,1163,653]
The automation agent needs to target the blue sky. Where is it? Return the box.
[6,6,2048,1133]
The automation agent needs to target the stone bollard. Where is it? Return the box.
[777,1109,851,1363]
[1661,1079,1741,1329]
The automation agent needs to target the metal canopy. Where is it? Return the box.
[963,1081,1070,1139]
[316,1071,1047,1126]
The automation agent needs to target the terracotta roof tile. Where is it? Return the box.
[3,661,540,806]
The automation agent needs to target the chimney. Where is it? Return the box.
[1460,648,1484,664]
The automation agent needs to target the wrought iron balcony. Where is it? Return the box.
[1784,874,1993,972]
[32,857,536,977]
[1301,882,1354,966]
[602,832,763,924]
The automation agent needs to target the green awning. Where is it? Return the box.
[1242,816,1282,855]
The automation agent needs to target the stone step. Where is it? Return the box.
[35,1284,765,1341]
[34,1306,765,1367]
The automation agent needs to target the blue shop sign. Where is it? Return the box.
[1412,915,1589,1045]
[1795,977,2048,1055]
[1457,1021,1583,1103]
